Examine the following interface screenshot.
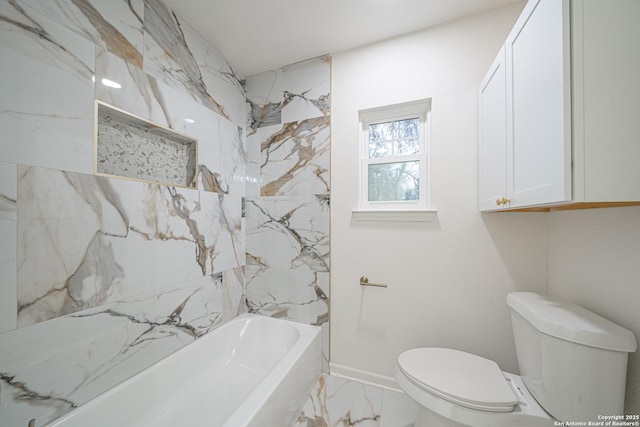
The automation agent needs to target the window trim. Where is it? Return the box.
[354,99,436,222]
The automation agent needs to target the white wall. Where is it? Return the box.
[330,4,640,414]
[330,3,550,388]
[548,207,640,414]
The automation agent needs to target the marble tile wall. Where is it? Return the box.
[16,166,244,327]
[0,0,248,425]
[0,0,96,174]
[0,164,17,334]
[1,268,245,426]
[244,56,331,369]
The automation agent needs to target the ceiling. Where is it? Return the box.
[164,0,523,78]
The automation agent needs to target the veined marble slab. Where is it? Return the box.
[245,163,262,198]
[197,114,247,196]
[245,266,328,326]
[246,68,284,130]
[0,162,17,334]
[9,0,246,128]
[295,374,418,427]
[243,49,331,367]
[294,374,383,427]
[0,267,246,427]
[16,165,244,327]
[246,56,331,130]
[280,56,331,124]
[142,0,246,128]
[245,195,329,326]
[176,18,246,129]
[245,113,264,198]
[253,117,331,196]
[95,48,247,197]
[245,196,329,272]
[95,47,178,129]
[0,0,95,174]
[19,0,144,68]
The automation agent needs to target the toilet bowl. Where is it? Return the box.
[395,292,637,427]
[396,348,553,427]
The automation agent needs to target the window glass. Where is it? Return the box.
[396,138,419,156]
[368,118,420,158]
[368,161,420,202]
[369,141,392,158]
[358,99,430,211]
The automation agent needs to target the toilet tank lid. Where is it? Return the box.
[507,292,637,352]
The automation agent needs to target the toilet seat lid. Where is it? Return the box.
[397,348,518,412]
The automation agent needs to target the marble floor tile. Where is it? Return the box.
[294,374,418,427]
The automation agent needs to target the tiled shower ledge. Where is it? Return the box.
[96,102,198,188]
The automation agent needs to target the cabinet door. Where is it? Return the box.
[505,0,572,208]
[478,47,507,211]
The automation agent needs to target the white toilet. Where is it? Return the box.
[396,292,637,427]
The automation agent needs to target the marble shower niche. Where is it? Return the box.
[96,102,198,188]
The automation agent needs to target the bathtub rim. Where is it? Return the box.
[44,313,321,427]
[223,315,322,426]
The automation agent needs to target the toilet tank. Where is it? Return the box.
[507,292,636,422]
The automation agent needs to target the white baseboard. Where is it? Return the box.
[329,362,403,393]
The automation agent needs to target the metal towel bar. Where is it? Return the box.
[360,276,388,288]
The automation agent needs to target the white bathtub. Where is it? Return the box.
[45,314,322,427]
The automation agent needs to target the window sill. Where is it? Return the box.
[351,209,438,222]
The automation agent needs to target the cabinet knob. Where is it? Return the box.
[495,197,511,206]
[496,198,503,206]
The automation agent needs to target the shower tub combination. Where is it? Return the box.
[45,314,322,427]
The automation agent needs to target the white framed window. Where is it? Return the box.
[354,99,436,222]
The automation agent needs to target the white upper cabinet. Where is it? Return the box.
[478,47,507,211]
[506,0,571,208]
[479,0,640,211]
